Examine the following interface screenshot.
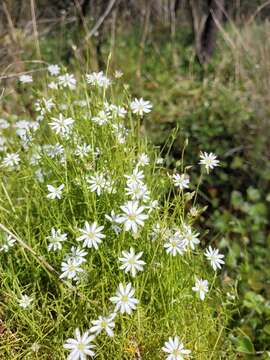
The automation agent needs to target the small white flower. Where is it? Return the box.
[192,278,209,300]
[90,313,116,337]
[162,336,191,360]
[2,153,20,169]
[0,234,16,252]
[112,105,127,118]
[48,64,60,76]
[31,342,41,353]
[77,221,105,249]
[164,233,187,256]
[46,184,64,200]
[156,157,164,165]
[18,294,34,309]
[172,173,190,190]
[19,74,33,83]
[47,228,67,251]
[48,81,58,89]
[43,143,64,159]
[0,118,9,129]
[130,98,152,116]
[146,199,159,213]
[105,210,121,234]
[60,258,84,280]
[204,246,225,271]
[125,167,144,185]
[75,143,92,159]
[114,70,123,78]
[138,153,150,167]
[64,328,95,359]
[49,113,74,136]
[58,73,76,90]
[150,223,162,241]
[117,201,148,234]
[199,152,219,173]
[125,181,150,202]
[68,246,88,264]
[181,225,200,250]
[226,292,235,301]
[86,71,110,88]
[87,172,107,196]
[119,247,145,277]
[92,110,108,126]
[110,283,139,314]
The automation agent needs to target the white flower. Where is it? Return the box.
[199,152,219,173]
[125,181,150,202]
[68,246,88,264]
[2,153,20,169]
[130,98,152,116]
[46,184,64,200]
[43,143,64,159]
[138,153,150,167]
[117,201,148,234]
[110,283,139,314]
[47,228,67,251]
[92,110,108,126]
[172,173,190,190]
[112,105,127,118]
[114,70,123,78]
[59,258,84,280]
[77,221,105,249]
[48,81,58,89]
[48,64,60,76]
[19,74,33,83]
[49,113,74,136]
[181,225,200,250]
[119,247,145,277]
[146,199,159,213]
[36,98,54,115]
[0,234,16,252]
[90,313,116,337]
[204,246,225,271]
[192,278,209,300]
[150,223,162,241]
[86,71,110,88]
[31,342,41,353]
[64,328,95,359]
[87,172,107,196]
[164,233,187,256]
[162,336,191,360]
[18,294,34,309]
[125,167,144,185]
[105,210,121,234]
[0,118,9,129]
[75,143,92,159]
[58,73,76,90]
[156,157,164,165]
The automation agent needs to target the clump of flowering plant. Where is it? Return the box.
[0,66,232,359]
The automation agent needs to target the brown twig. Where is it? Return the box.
[0,223,59,276]
[85,0,117,41]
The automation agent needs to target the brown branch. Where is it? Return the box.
[85,0,117,41]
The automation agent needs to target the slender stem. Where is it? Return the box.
[0,223,58,275]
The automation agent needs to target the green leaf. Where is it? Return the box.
[236,336,255,354]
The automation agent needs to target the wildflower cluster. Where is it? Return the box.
[0,65,229,358]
